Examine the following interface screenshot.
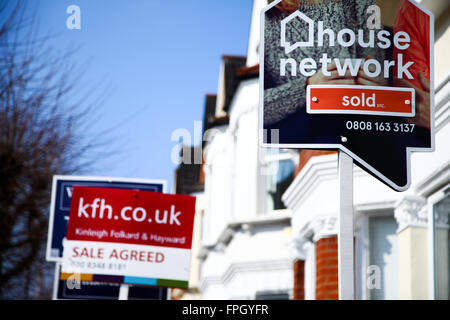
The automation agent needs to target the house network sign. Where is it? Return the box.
[260,0,435,191]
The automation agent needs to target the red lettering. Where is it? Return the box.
[78,247,104,259]
[80,247,89,258]
[106,249,165,263]
[156,252,164,263]
[130,250,138,261]
[119,250,128,260]
[109,249,119,259]
[139,251,146,262]
[72,247,80,258]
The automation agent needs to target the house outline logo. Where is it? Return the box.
[281,11,314,54]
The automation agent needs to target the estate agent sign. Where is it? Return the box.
[260,0,434,191]
[46,176,165,261]
[61,186,196,288]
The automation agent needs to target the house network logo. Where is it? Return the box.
[279,9,414,81]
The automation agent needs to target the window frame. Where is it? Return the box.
[427,184,450,300]
[259,148,298,214]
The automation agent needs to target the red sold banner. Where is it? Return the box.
[307,85,415,117]
[61,186,196,288]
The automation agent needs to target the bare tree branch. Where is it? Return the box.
[0,1,115,299]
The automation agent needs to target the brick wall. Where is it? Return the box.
[315,236,339,300]
[294,150,337,177]
[293,260,305,300]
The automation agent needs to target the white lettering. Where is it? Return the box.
[363,59,382,78]
[342,96,350,106]
[351,96,361,106]
[397,53,414,79]
[318,21,335,47]
[334,58,362,77]
[91,198,100,218]
[342,93,376,107]
[393,31,410,50]
[299,58,317,77]
[169,205,182,226]
[132,207,147,222]
[367,94,376,107]
[277,13,415,82]
[376,30,391,49]
[120,206,132,221]
[99,199,112,219]
[78,197,90,218]
[155,209,168,224]
[384,60,395,78]
[337,28,356,47]
[358,29,375,48]
[320,54,332,76]
[280,58,297,77]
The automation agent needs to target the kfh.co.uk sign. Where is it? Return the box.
[260,0,434,191]
[61,186,196,288]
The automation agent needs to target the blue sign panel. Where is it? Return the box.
[46,176,166,261]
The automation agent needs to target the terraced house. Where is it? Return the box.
[174,0,450,300]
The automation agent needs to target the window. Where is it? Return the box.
[429,186,450,300]
[368,215,398,300]
[262,149,295,211]
[255,291,290,300]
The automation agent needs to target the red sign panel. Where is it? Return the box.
[66,186,196,250]
[307,85,415,117]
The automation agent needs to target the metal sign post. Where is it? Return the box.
[338,151,355,300]
[118,284,130,300]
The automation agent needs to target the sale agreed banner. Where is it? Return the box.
[61,186,196,288]
[260,0,434,191]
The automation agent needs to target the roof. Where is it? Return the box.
[175,146,204,195]
[221,56,247,112]
[203,94,218,136]
[237,64,259,79]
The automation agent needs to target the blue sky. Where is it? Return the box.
[32,0,253,191]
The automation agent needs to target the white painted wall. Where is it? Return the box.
[229,79,260,221]
[202,126,234,246]
[246,0,267,66]
[398,227,428,299]
[200,75,293,299]
[200,223,293,299]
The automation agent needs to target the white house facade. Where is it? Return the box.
[197,0,450,300]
